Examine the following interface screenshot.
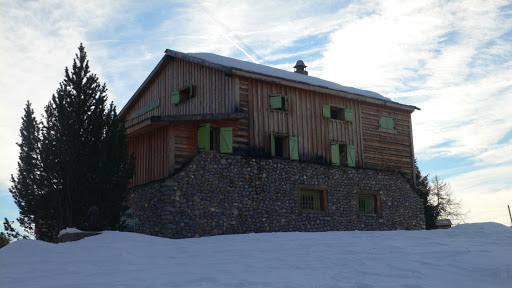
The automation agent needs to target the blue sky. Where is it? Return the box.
[1,0,511,231]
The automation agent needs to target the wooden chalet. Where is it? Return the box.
[119,49,419,188]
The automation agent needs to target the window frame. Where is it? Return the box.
[269,94,289,112]
[322,105,353,122]
[198,123,233,154]
[297,185,328,215]
[172,84,195,105]
[356,191,382,217]
[270,133,298,160]
[379,116,395,130]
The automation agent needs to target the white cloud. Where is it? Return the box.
[0,0,124,185]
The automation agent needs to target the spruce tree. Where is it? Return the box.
[38,43,134,235]
[6,43,135,241]
[9,101,40,236]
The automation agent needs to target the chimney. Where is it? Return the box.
[293,60,308,75]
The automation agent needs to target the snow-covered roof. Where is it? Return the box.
[184,52,391,101]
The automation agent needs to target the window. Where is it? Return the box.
[198,123,232,153]
[269,94,288,111]
[298,186,327,213]
[357,193,381,216]
[331,143,355,167]
[271,133,298,160]
[379,116,394,130]
[172,84,195,105]
[322,105,352,122]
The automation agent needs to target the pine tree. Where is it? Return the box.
[9,101,40,236]
[9,43,134,241]
[38,43,134,236]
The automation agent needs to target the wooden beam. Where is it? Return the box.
[152,112,248,122]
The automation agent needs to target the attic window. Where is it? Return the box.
[270,133,298,160]
[269,94,288,111]
[322,105,352,122]
[379,116,395,130]
[172,84,195,105]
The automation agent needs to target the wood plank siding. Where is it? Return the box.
[124,58,237,128]
[360,104,414,179]
[122,51,417,188]
[244,77,364,165]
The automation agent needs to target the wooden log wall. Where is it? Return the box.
[125,58,237,128]
[129,125,170,187]
[360,104,414,179]
[129,118,250,187]
[244,77,363,165]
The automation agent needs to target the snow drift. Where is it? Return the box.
[1,223,511,287]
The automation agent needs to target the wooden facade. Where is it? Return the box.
[119,50,419,187]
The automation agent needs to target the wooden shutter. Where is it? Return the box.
[344,109,353,122]
[171,92,180,105]
[198,123,210,151]
[388,117,395,129]
[271,133,275,157]
[322,105,331,118]
[347,145,355,167]
[269,94,282,109]
[331,143,340,166]
[219,127,233,154]
[289,136,299,160]
[380,116,394,129]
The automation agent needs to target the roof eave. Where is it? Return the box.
[119,54,172,119]
[230,68,420,112]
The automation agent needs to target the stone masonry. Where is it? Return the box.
[127,151,425,238]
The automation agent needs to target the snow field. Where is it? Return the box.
[1,223,511,287]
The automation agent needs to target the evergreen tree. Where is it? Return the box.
[0,232,10,248]
[11,43,133,241]
[415,159,439,229]
[9,101,40,236]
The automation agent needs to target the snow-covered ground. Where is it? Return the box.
[1,223,511,287]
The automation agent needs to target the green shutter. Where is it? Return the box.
[388,117,395,129]
[331,143,340,166]
[347,145,355,167]
[344,109,353,122]
[322,105,331,118]
[219,127,233,154]
[380,116,394,129]
[379,116,386,129]
[271,133,275,157]
[289,136,299,160]
[269,94,282,109]
[171,91,180,105]
[198,123,210,151]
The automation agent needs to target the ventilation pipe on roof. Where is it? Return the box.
[293,60,308,75]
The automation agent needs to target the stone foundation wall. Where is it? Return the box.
[128,151,425,238]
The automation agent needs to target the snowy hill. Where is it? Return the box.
[1,223,511,287]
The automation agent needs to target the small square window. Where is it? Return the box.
[298,186,327,214]
[379,116,394,130]
[357,193,381,216]
[322,105,352,122]
[269,94,288,111]
[270,133,299,160]
[172,84,195,105]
